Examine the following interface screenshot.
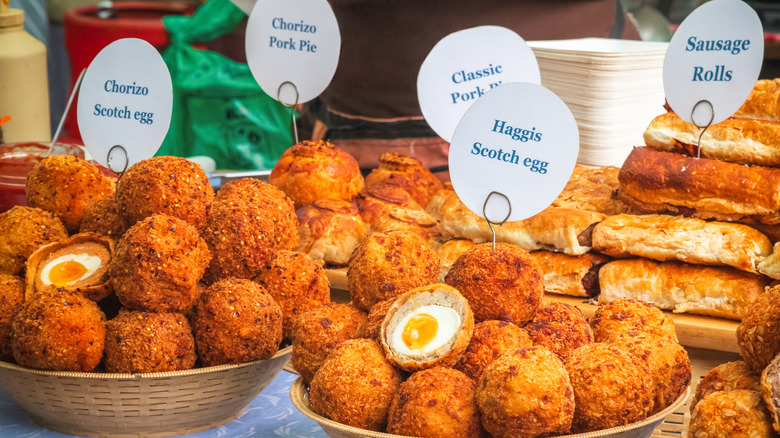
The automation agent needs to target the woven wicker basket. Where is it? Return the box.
[0,345,291,438]
[291,377,690,438]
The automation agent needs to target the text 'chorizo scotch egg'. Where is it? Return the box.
[381,283,473,372]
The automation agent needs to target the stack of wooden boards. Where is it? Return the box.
[430,79,780,322]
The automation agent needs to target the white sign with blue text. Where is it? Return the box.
[449,82,579,222]
[76,38,173,171]
[663,0,763,126]
[245,0,340,105]
[417,26,541,142]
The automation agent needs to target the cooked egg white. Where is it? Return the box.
[391,305,461,355]
[40,253,102,287]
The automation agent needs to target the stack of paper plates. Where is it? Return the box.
[528,38,669,167]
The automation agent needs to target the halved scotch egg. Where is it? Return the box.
[25,233,113,301]
[381,283,474,372]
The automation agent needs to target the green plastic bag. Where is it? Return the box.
[156,0,294,170]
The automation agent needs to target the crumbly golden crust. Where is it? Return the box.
[291,303,367,384]
[364,152,444,208]
[453,320,532,381]
[737,285,780,372]
[590,298,677,342]
[619,147,780,218]
[26,154,115,233]
[253,250,330,339]
[689,390,774,438]
[347,230,440,312]
[565,343,654,432]
[598,259,769,320]
[357,184,424,226]
[11,290,106,371]
[387,367,483,438]
[104,310,196,373]
[79,196,128,238]
[436,239,476,281]
[552,164,629,215]
[309,338,403,431]
[190,278,282,366]
[0,274,24,361]
[109,214,211,312]
[0,206,68,275]
[213,178,299,252]
[201,201,291,284]
[116,156,214,230]
[608,331,691,413]
[362,299,393,342]
[525,301,593,360]
[476,346,575,437]
[693,361,759,411]
[296,199,367,267]
[269,140,364,208]
[445,242,543,325]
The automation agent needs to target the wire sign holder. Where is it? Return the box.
[277,81,300,145]
[483,191,511,250]
[691,99,714,159]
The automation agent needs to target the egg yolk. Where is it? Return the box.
[402,313,439,350]
[48,260,88,286]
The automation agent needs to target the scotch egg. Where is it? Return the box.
[381,283,474,372]
[25,233,113,301]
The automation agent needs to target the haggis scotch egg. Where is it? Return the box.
[381,283,474,372]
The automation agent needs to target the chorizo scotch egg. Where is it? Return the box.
[381,283,474,372]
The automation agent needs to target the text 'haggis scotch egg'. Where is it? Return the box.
[381,283,474,372]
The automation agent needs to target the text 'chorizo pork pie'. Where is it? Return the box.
[269,140,364,208]
[190,278,282,366]
[381,283,474,372]
[476,345,575,437]
[26,154,115,233]
[309,338,403,432]
[347,229,440,312]
[453,319,533,381]
[445,242,543,325]
[116,156,214,230]
[109,214,211,313]
[737,285,780,372]
[296,199,367,267]
[387,367,483,438]
[0,206,68,276]
[11,289,106,372]
[291,302,367,384]
[364,152,444,208]
[25,233,114,302]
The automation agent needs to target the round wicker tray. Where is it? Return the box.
[290,376,691,438]
[0,345,292,438]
